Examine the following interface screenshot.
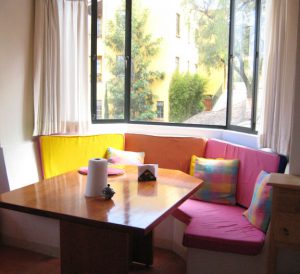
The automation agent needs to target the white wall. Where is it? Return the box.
[0,147,9,193]
[0,0,40,190]
[0,2,59,257]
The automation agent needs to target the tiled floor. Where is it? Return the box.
[0,245,186,274]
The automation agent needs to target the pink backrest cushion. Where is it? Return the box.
[205,139,280,208]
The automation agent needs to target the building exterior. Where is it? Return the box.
[90,0,201,121]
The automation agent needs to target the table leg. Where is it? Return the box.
[267,241,278,274]
[60,220,130,274]
[131,231,153,266]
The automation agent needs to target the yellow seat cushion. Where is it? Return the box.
[39,134,124,179]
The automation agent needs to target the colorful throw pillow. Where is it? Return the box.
[190,155,224,176]
[106,147,145,165]
[190,156,239,205]
[243,171,272,232]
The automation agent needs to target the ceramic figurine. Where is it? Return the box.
[102,184,115,199]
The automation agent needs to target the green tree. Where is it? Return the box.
[169,72,207,122]
[105,1,164,120]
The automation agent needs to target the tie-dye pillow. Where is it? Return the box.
[243,171,272,232]
[190,156,239,205]
[106,147,145,165]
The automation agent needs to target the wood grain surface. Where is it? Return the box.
[0,166,202,233]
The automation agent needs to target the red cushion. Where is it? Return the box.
[174,199,265,255]
[205,139,280,207]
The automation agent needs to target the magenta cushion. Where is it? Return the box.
[174,199,265,255]
[204,139,280,208]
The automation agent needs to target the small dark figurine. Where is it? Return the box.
[102,184,115,199]
[138,169,156,182]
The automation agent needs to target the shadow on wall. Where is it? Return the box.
[0,147,10,193]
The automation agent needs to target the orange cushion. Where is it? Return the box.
[125,133,207,173]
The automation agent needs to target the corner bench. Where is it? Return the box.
[173,138,285,255]
[37,133,287,274]
[125,134,287,274]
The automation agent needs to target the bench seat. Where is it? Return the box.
[174,199,265,255]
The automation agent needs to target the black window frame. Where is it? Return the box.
[91,0,263,134]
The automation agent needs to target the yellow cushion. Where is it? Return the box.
[190,155,198,176]
[39,134,124,179]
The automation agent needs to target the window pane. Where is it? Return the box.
[256,0,266,131]
[156,101,164,119]
[130,0,230,125]
[230,0,256,128]
[89,0,125,120]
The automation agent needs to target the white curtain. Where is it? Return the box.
[258,0,299,155]
[33,0,89,136]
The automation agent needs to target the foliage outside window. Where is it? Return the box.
[89,0,265,133]
[169,72,206,122]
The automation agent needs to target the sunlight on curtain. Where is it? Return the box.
[258,0,299,155]
[33,0,89,136]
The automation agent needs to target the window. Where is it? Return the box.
[229,0,256,129]
[97,55,102,81]
[90,0,125,121]
[157,101,164,119]
[176,13,180,37]
[90,0,266,133]
[116,55,125,76]
[175,57,180,71]
[96,99,102,119]
[187,20,191,44]
[97,18,102,37]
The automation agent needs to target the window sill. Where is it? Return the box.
[88,123,258,149]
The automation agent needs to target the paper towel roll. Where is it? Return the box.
[85,158,108,197]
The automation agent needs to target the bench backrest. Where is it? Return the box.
[125,133,207,174]
[39,134,124,179]
[205,139,284,208]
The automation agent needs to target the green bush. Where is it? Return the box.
[169,72,207,122]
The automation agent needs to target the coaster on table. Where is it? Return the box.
[78,167,124,176]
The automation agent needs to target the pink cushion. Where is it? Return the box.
[174,199,265,255]
[205,139,280,207]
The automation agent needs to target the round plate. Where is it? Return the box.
[78,167,124,176]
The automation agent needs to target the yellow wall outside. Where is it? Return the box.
[141,0,199,121]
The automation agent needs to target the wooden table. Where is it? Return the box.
[0,166,202,274]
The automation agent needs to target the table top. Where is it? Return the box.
[0,166,202,233]
[267,173,300,190]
